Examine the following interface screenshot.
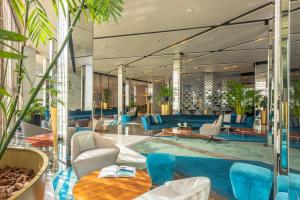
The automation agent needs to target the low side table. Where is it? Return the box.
[73,170,152,200]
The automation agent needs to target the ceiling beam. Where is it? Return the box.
[94,18,271,40]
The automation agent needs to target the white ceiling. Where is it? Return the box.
[39,0,300,82]
[91,0,276,81]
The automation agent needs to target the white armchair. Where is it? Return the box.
[127,106,137,117]
[199,115,223,136]
[135,177,211,200]
[71,131,120,179]
[20,121,52,137]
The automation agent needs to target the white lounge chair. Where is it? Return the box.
[135,177,211,200]
[71,131,120,179]
[199,115,223,142]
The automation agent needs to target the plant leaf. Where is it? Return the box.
[0,88,11,97]
[0,50,26,59]
[10,0,25,25]
[0,30,27,42]
[27,0,55,46]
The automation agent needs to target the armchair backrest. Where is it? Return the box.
[71,131,96,162]
[215,115,224,127]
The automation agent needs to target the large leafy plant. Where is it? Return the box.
[103,88,110,103]
[291,80,300,118]
[0,0,123,159]
[156,85,173,105]
[225,81,257,115]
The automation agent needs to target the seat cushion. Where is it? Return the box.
[77,133,95,152]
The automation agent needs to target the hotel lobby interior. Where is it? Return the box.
[1,0,300,199]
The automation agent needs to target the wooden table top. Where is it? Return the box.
[73,170,152,200]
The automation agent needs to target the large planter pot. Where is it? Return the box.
[161,104,170,115]
[261,110,267,125]
[50,107,58,155]
[30,115,41,126]
[0,147,48,200]
[102,102,109,109]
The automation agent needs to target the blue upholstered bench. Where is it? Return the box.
[230,162,273,200]
[146,153,176,186]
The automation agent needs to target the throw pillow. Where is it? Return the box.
[153,115,159,124]
[223,114,231,123]
[236,115,242,123]
[148,115,155,124]
[241,115,247,123]
[77,133,95,152]
[156,114,163,124]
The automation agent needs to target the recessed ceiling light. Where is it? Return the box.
[186,8,193,13]
[102,45,108,49]
[155,38,162,42]
[194,66,199,69]
[224,65,239,70]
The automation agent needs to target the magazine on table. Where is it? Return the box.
[98,165,136,178]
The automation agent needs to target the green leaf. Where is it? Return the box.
[27,0,55,46]
[10,0,25,25]
[0,30,27,42]
[0,88,11,97]
[0,100,8,116]
[0,50,26,59]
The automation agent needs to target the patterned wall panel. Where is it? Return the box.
[181,73,205,115]
[181,73,231,115]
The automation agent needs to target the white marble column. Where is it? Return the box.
[204,72,214,112]
[57,0,69,139]
[84,65,93,110]
[118,65,125,120]
[172,53,181,114]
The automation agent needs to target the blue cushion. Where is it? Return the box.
[148,115,155,124]
[75,127,92,132]
[231,114,237,123]
[121,115,131,122]
[245,117,254,128]
[146,153,176,186]
[230,162,273,200]
[156,114,163,124]
[276,192,288,200]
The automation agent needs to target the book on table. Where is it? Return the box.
[98,165,136,178]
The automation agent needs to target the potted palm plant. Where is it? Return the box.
[0,0,123,199]
[102,88,110,109]
[157,85,173,115]
[23,100,46,126]
[260,96,268,125]
[226,81,256,122]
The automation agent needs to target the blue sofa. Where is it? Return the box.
[141,115,218,131]
[68,108,117,120]
[222,114,255,128]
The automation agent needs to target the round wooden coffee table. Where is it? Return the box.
[73,170,152,200]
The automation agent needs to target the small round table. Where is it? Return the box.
[73,170,152,200]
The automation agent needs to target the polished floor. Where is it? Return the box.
[9,122,300,200]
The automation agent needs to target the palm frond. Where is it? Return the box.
[10,0,25,24]
[28,0,55,46]
[85,0,123,23]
